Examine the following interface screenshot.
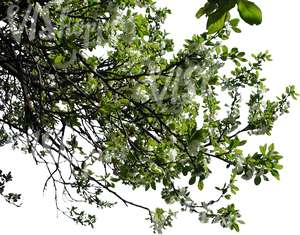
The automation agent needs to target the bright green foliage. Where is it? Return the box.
[196,0,262,34]
[0,0,298,234]
[237,0,262,25]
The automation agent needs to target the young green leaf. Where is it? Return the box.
[54,54,64,64]
[196,7,207,19]
[238,0,262,25]
[198,180,204,191]
[207,11,228,34]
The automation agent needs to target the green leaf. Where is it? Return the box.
[230,18,240,27]
[254,176,261,185]
[271,170,280,180]
[242,168,253,180]
[232,27,242,33]
[198,180,204,191]
[196,7,206,19]
[274,164,283,170]
[190,129,208,143]
[238,220,246,224]
[199,212,209,223]
[268,143,275,152]
[196,2,218,19]
[223,0,238,12]
[54,54,64,64]
[207,10,228,34]
[86,77,98,92]
[237,0,262,25]
[151,181,156,190]
[259,144,267,156]
[134,14,149,36]
[189,176,197,185]
[233,223,240,232]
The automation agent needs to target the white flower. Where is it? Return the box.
[169,135,177,144]
[56,101,68,112]
[169,148,177,161]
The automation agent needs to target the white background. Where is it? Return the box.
[1,0,300,234]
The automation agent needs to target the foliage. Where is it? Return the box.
[0,0,298,233]
[196,0,262,33]
[0,169,22,206]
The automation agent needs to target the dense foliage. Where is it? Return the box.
[0,0,297,233]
